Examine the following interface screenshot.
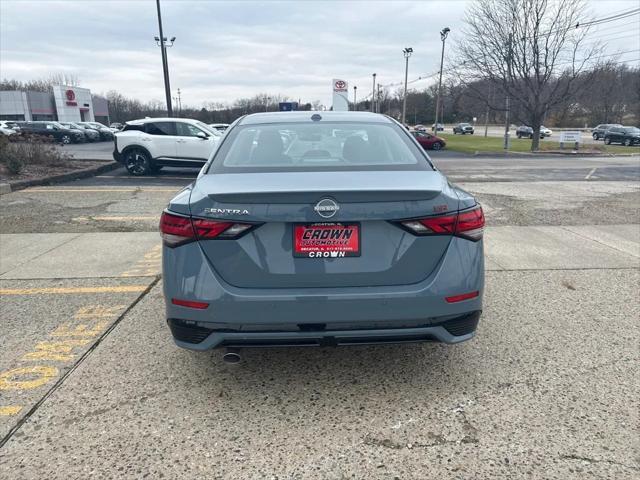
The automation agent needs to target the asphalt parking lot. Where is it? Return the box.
[1,152,639,479]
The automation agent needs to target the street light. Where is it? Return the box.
[353,85,357,111]
[433,27,450,132]
[401,47,413,125]
[371,73,377,113]
[155,0,175,116]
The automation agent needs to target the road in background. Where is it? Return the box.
[441,125,599,144]
[1,153,638,478]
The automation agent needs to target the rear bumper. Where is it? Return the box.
[168,310,481,350]
[163,236,484,351]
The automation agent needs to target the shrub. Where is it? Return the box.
[0,134,71,175]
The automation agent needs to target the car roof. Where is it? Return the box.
[237,111,392,126]
[126,117,202,125]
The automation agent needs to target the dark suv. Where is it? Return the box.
[453,123,474,134]
[19,121,84,144]
[515,125,544,139]
[592,124,621,141]
[604,126,640,146]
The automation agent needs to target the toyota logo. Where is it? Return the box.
[334,80,346,89]
[314,198,340,218]
[65,89,75,101]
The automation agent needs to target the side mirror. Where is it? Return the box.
[197,132,208,140]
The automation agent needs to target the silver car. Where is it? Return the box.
[161,112,484,361]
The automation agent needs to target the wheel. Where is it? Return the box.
[124,149,151,176]
[453,130,457,134]
[61,134,71,144]
[431,142,443,151]
[470,131,474,135]
[624,138,632,146]
[604,137,611,145]
[529,134,533,139]
[517,134,521,139]
[592,133,599,140]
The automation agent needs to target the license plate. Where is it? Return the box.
[293,223,360,258]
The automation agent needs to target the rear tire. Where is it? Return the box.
[61,134,71,144]
[432,142,443,151]
[592,133,599,140]
[604,137,611,145]
[124,148,151,176]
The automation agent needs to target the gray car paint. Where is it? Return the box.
[162,111,484,350]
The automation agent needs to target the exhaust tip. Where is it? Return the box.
[222,349,241,364]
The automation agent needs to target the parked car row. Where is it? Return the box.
[0,120,115,143]
[591,123,639,146]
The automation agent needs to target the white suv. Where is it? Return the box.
[113,118,222,175]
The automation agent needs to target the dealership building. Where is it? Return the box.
[0,85,110,124]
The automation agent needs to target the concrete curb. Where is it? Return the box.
[469,150,639,158]
[0,161,120,195]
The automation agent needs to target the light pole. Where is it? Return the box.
[154,0,175,117]
[377,84,382,114]
[433,27,450,132]
[353,86,357,111]
[402,47,413,125]
[371,73,377,113]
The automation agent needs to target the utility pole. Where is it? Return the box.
[155,0,174,116]
[433,27,450,132]
[176,88,182,115]
[371,73,377,113]
[353,85,357,111]
[377,84,382,114]
[503,33,513,150]
[402,47,413,124]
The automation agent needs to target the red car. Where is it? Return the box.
[412,130,446,150]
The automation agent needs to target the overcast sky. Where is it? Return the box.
[1,0,638,108]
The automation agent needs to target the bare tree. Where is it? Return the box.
[455,0,601,150]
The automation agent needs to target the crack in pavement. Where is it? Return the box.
[560,454,640,471]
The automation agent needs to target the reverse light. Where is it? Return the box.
[160,211,255,247]
[445,291,480,303]
[399,205,484,241]
[171,298,209,309]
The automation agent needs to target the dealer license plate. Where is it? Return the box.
[293,223,360,258]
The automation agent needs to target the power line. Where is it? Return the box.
[524,8,640,39]
[586,19,640,37]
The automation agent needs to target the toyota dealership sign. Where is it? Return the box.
[332,78,349,111]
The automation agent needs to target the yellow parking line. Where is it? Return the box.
[0,285,148,295]
[0,406,23,416]
[73,216,159,221]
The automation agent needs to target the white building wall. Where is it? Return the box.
[52,85,95,122]
[0,91,31,120]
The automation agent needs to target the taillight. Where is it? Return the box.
[399,205,484,241]
[160,211,255,247]
[171,298,209,309]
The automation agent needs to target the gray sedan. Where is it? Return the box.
[161,112,485,362]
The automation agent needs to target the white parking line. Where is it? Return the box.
[585,167,597,180]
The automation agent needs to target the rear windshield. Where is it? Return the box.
[209,121,432,173]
